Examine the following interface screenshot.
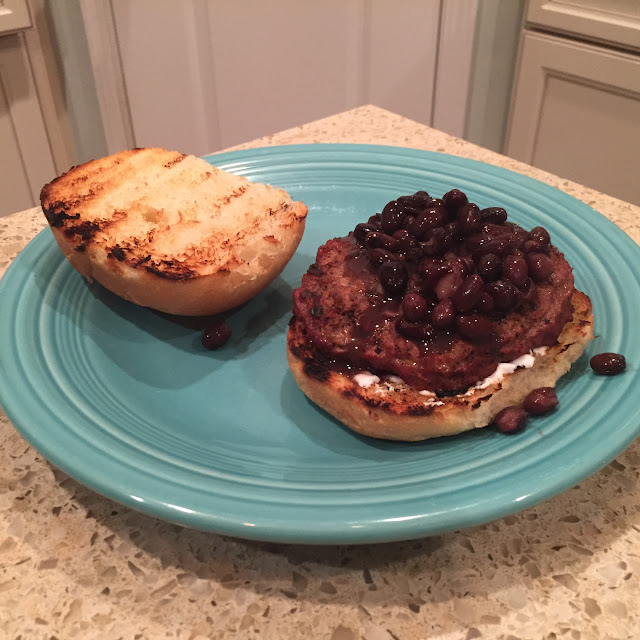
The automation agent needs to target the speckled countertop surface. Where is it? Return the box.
[1,106,639,639]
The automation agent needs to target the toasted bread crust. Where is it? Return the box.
[41,148,307,316]
[287,290,593,441]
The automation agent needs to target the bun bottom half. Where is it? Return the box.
[287,290,593,441]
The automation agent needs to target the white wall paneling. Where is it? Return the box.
[43,1,108,164]
[22,0,77,174]
[79,0,134,154]
[365,0,442,125]
[109,0,220,155]
[0,47,33,215]
[0,31,56,216]
[464,0,525,152]
[431,0,479,138]
[88,0,445,156]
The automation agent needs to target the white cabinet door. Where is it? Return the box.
[526,0,640,52]
[105,0,441,156]
[0,0,31,34]
[505,31,640,206]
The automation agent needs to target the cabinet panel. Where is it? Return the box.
[0,0,31,34]
[526,0,640,52]
[505,31,640,205]
[533,76,639,204]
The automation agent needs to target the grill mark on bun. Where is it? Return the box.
[163,154,187,168]
[144,262,196,280]
[42,205,80,228]
[133,255,151,268]
[405,404,436,417]
[64,220,102,241]
[303,357,331,383]
[109,245,126,261]
[218,185,248,205]
[471,393,493,410]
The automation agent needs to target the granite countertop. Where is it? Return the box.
[1,105,639,639]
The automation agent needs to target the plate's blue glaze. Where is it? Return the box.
[1,144,639,544]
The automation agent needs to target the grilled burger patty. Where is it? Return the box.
[292,226,575,394]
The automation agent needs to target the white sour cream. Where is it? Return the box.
[353,372,381,388]
[352,349,543,401]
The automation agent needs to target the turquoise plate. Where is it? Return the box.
[1,144,639,544]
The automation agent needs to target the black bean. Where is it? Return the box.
[411,207,447,239]
[392,229,411,241]
[392,229,419,255]
[381,201,406,234]
[457,203,482,235]
[419,259,449,290]
[529,226,550,248]
[435,271,463,300]
[468,233,515,257]
[379,261,408,295]
[502,254,529,287]
[590,353,626,376]
[401,215,416,232]
[494,406,528,434]
[475,291,495,314]
[523,239,547,254]
[354,223,377,243]
[527,253,553,282]
[202,321,232,350]
[427,197,446,209]
[476,253,502,282]
[486,280,519,311]
[421,227,448,256]
[444,254,473,279]
[480,207,508,224]
[402,192,431,207]
[453,274,483,312]
[523,387,558,415]
[368,248,397,264]
[443,220,460,237]
[432,298,456,328]
[365,231,398,251]
[402,293,429,322]
[443,188,468,213]
[456,314,492,340]
[459,255,476,276]
[510,225,529,249]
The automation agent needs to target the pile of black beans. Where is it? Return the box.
[352,189,554,342]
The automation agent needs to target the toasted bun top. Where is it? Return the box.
[40,148,307,316]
